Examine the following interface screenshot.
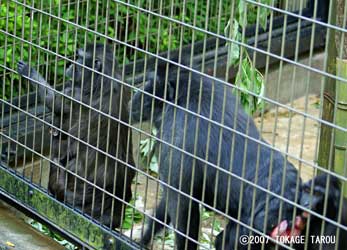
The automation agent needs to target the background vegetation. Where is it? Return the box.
[1,0,269,107]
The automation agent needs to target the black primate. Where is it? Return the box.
[299,174,347,250]
[17,43,135,228]
[130,58,301,250]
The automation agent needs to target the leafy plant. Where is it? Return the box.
[1,0,232,99]
[234,54,265,115]
[225,0,272,115]
[26,218,77,250]
[157,229,175,248]
[236,0,273,30]
[122,195,144,230]
[26,195,142,245]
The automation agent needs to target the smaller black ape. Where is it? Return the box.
[299,174,347,250]
[17,43,135,228]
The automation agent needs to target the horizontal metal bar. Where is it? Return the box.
[9,0,347,84]
[0,163,140,250]
[1,100,346,233]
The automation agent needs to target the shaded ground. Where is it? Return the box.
[0,202,64,250]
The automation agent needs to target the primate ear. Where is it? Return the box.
[66,64,74,78]
[167,80,175,101]
[331,183,341,209]
[145,71,156,82]
[77,48,84,58]
[94,59,102,71]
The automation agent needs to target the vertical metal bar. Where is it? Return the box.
[135,0,156,245]
[197,0,211,236]
[234,2,252,249]
[336,149,347,250]
[44,0,55,199]
[315,0,336,181]
[109,0,123,231]
[184,0,203,247]
[297,1,319,249]
[36,0,45,189]
[171,1,194,249]
[260,1,284,249]
[248,1,267,250]
[53,1,63,203]
[162,1,184,247]
[57,0,71,196]
[276,0,305,249]
[101,0,113,231]
[126,0,142,239]
[114,0,131,233]
[220,2,237,249]
[89,0,101,225]
[0,1,10,167]
[152,0,176,248]
[88,1,102,223]
[75,0,89,214]
[4,1,13,168]
[13,1,21,171]
[208,0,226,249]
[324,2,347,250]
[314,2,338,248]
[23,0,35,182]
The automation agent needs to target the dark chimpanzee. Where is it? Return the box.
[17,43,135,228]
[268,173,346,250]
[130,57,302,250]
[298,174,347,250]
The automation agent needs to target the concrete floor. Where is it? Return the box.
[0,202,64,250]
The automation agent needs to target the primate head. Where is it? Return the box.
[66,43,118,89]
[130,59,177,123]
[270,174,341,241]
[300,173,341,219]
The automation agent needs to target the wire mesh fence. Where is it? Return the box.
[0,0,346,250]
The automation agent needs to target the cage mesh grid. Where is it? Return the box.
[0,0,346,250]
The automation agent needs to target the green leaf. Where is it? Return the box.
[234,55,265,115]
[238,0,247,28]
[202,210,212,220]
[226,19,241,68]
[258,0,272,30]
[121,196,143,229]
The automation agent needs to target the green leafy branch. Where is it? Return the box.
[225,0,272,115]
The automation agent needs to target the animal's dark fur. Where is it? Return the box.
[131,58,301,249]
[299,174,347,250]
[18,43,135,228]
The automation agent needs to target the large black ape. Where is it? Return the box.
[298,174,347,250]
[17,43,135,228]
[131,58,301,250]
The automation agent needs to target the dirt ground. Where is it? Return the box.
[254,94,320,182]
[125,94,321,247]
